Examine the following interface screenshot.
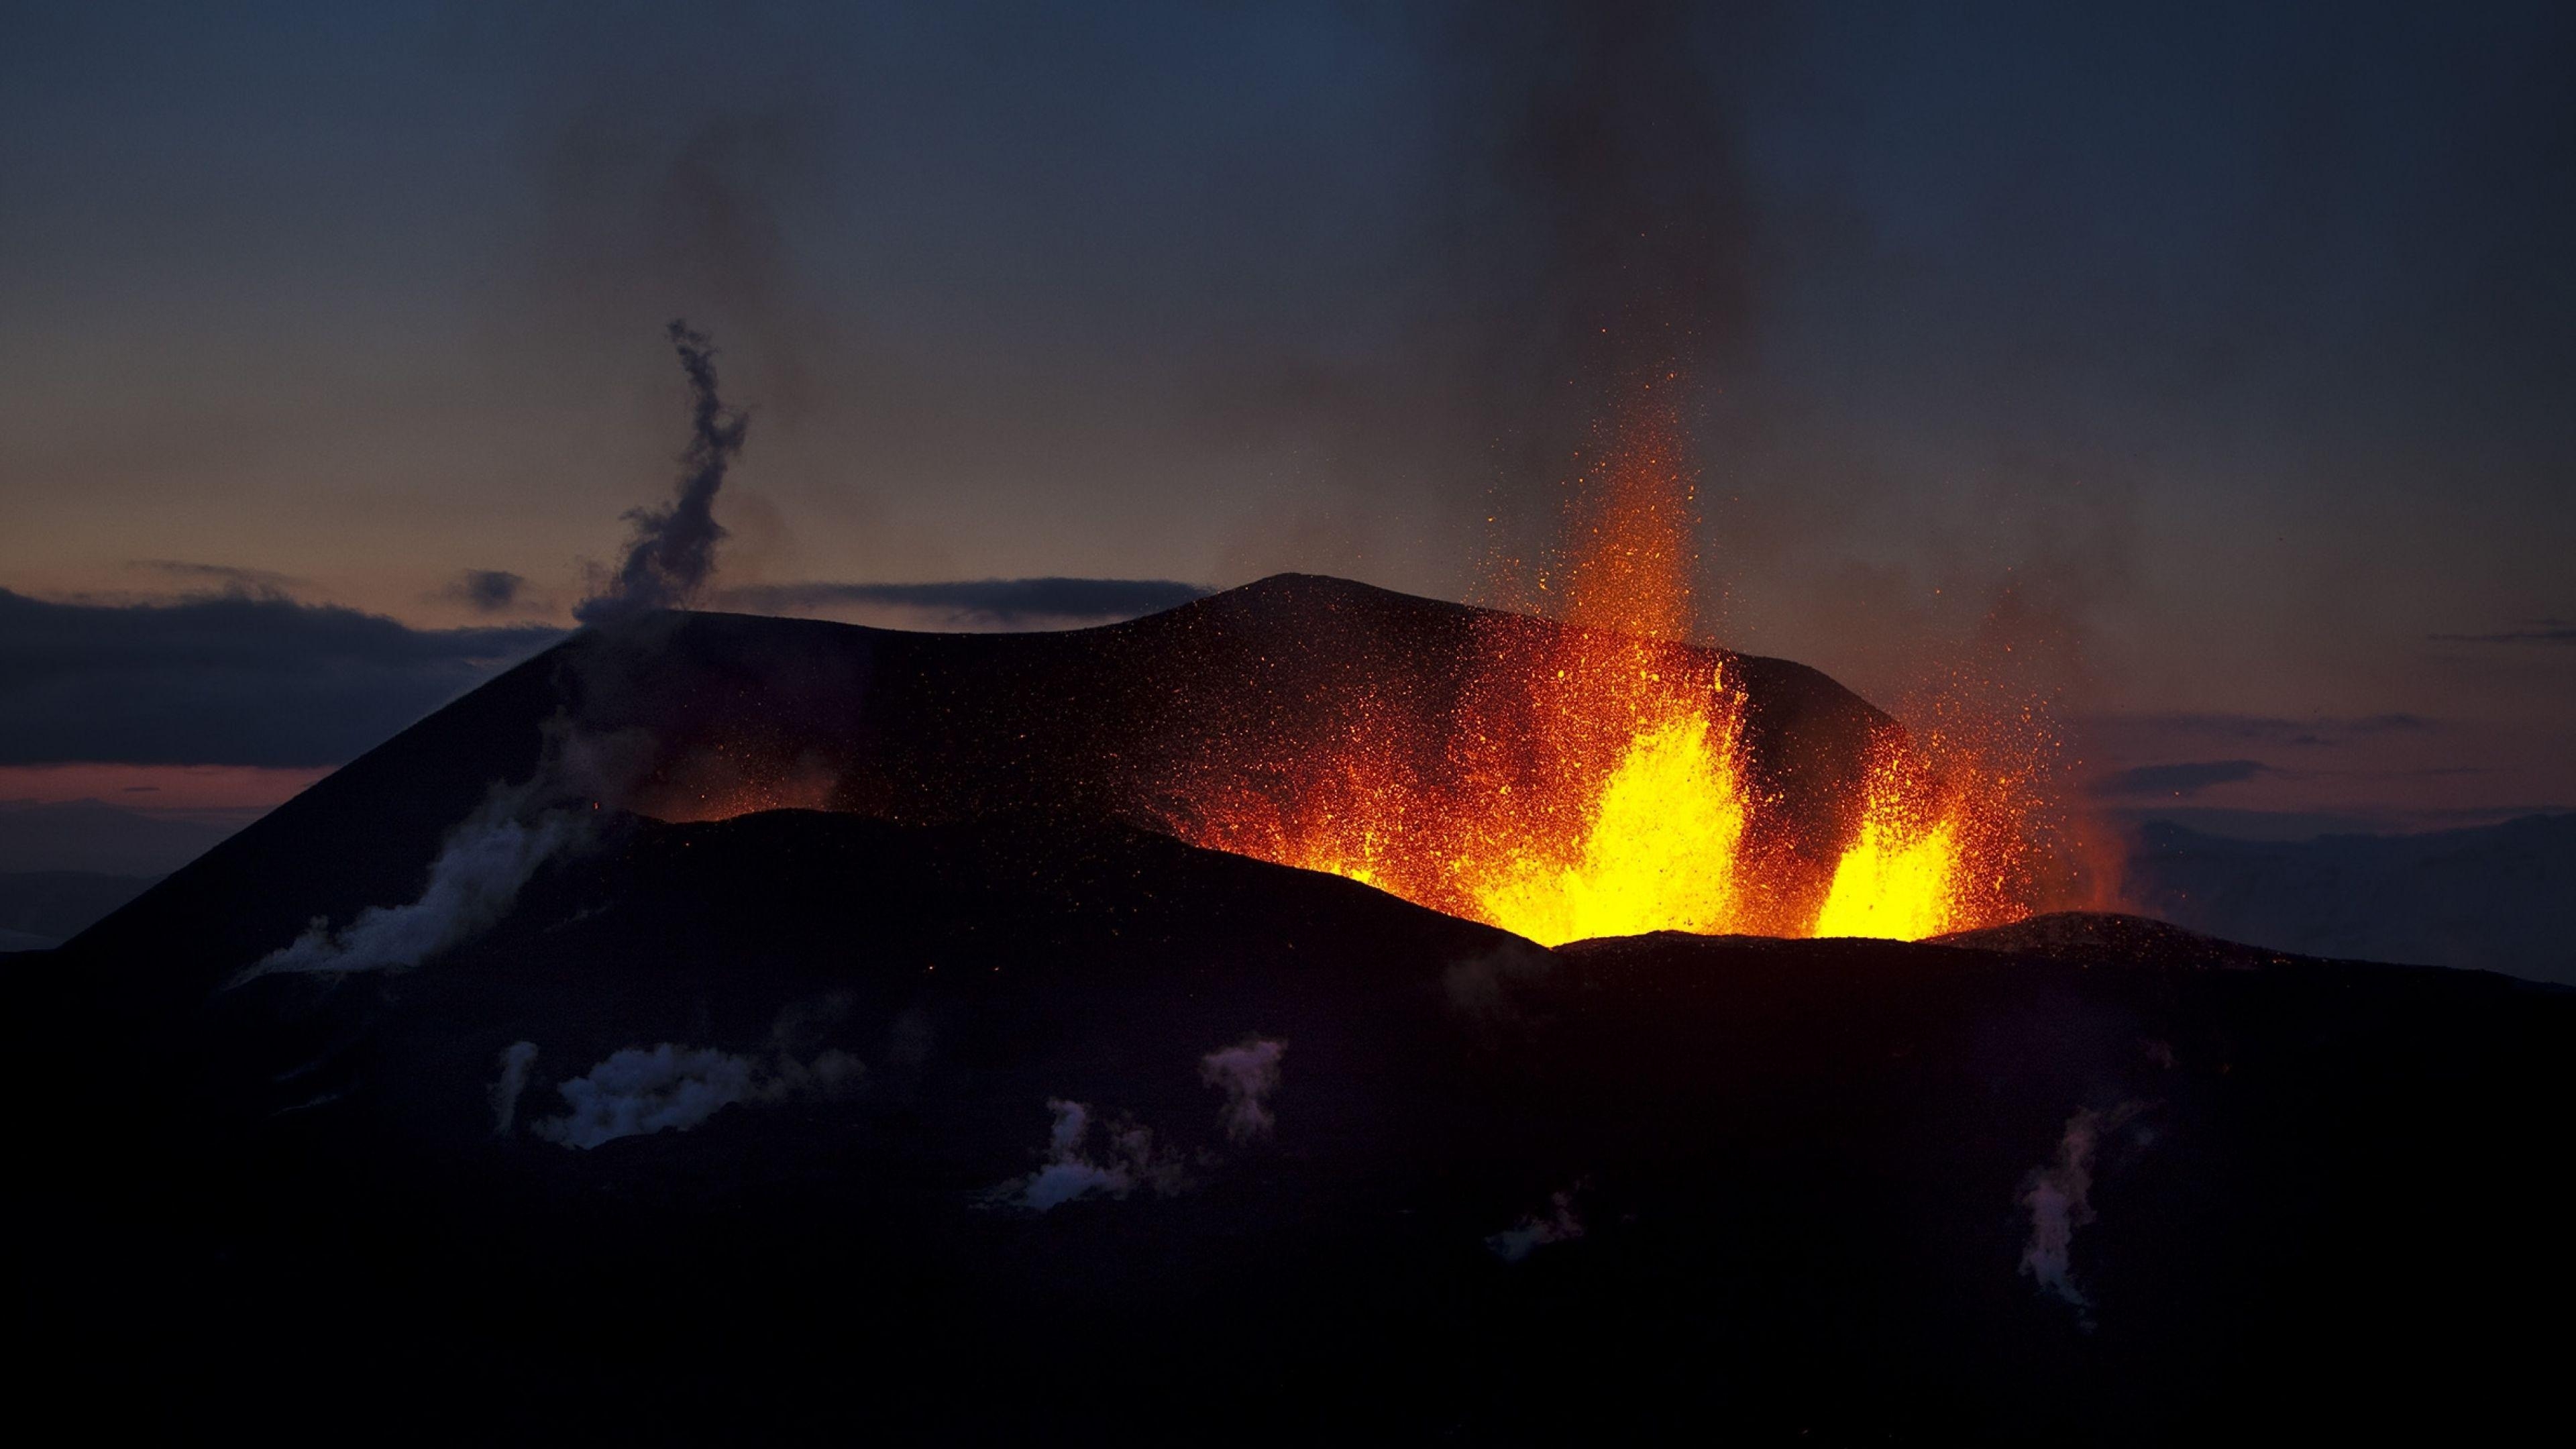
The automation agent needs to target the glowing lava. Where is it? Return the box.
[1813,755,1964,941]
[1455,658,1752,944]
[1180,393,1782,946]
[1178,383,2043,946]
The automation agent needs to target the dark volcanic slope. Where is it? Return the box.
[33,578,2572,1441]
[72,574,1888,988]
[21,806,2571,1443]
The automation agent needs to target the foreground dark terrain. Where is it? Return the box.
[14,584,2571,1442]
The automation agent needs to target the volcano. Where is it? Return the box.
[19,577,2571,1442]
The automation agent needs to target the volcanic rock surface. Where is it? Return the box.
[21,578,2571,1442]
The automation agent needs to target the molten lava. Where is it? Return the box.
[1467,670,1748,943]
[1185,633,1760,947]
[1813,751,1965,941]
[1178,385,2045,946]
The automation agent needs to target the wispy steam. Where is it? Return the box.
[1443,943,1554,1028]
[537,1043,759,1149]
[2019,1105,2142,1318]
[235,710,675,985]
[1487,1185,1586,1263]
[1198,1036,1286,1143]
[244,783,585,979]
[530,1036,861,1150]
[1002,1098,1185,1212]
[489,1040,539,1134]
[575,320,749,625]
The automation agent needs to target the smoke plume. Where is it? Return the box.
[575,320,749,625]
[489,1040,539,1135]
[1198,1036,1286,1143]
[244,783,585,980]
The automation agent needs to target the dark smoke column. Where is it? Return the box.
[576,320,749,625]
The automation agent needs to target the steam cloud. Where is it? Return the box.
[1487,1186,1586,1263]
[1198,1036,1286,1143]
[237,712,675,984]
[536,1043,758,1149]
[575,320,749,625]
[2018,1105,2141,1317]
[489,1040,539,1135]
[244,783,585,980]
[1005,1098,1184,1211]
[531,1038,861,1150]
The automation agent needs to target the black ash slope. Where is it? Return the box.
[21,803,2573,1443]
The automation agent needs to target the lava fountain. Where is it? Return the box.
[1178,387,2036,946]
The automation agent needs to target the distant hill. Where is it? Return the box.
[2123,813,2576,983]
[0,869,158,949]
[0,798,241,875]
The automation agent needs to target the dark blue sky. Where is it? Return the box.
[1,1,2570,827]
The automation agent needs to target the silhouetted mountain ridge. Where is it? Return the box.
[73,573,1890,989]
[2123,813,2576,982]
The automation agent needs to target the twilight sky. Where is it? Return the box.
[2,0,2571,839]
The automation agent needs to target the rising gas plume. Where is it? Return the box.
[576,320,749,625]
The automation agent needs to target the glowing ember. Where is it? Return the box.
[631,742,839,824]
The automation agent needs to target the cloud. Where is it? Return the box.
[2431,618,2576,646]
[443,570,530,614]
[1198,1037,1286,1143]
[2090,759,2269,800]
[490,1040,539,1135]
[128,559,307,594]
[576,321,748,625]
[710,577,1210,631]
[2089,712,2436,749]
[1487,1186,1585,1263]
[0,586,563,767]
[241,783,586,980]
[1001,1098,1185,1211]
